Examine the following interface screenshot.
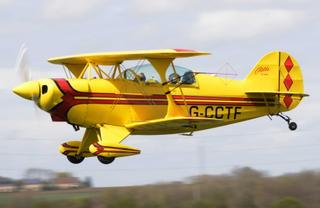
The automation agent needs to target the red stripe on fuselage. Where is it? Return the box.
[172,95,274,102]
[50,79,169,121]
[50,79,86,121]
[175,101,272,106]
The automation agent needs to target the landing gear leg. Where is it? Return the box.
[275,113,297,131]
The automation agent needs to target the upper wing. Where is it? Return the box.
[48,49,209,77]
[126,117,219,135]
[48,49,210,65]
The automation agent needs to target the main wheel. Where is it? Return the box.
[97,156,115,164]
[289,122,297,131]
[67,155,84,164]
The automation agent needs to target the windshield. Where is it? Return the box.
[166,64,195,84]
[126,64,161,84]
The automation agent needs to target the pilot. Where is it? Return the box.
[168,73,180,84]
[137,72,146,82]
[181,71,195,84]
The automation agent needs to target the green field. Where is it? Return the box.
[0,188,105,208]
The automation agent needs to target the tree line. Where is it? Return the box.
[3,167,320,208]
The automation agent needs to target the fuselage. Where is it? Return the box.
[21,73,282,135]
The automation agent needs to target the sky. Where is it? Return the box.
[0,0,319,187]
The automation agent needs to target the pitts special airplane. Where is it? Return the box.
[12,49,308,165]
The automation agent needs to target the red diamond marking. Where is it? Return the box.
[283,95,293,108]
[284,56,294,72]
[283,74,293,90]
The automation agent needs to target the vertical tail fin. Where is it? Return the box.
[245,51,308,112]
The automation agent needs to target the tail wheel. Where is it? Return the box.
[67,155,84,164]
[97,156,115,164]
[289,122,298,131]
[274,113,298,131]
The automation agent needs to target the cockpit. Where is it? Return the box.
[59,57,197,87]
[123,64,196,85]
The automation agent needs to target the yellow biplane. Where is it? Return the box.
[12,49,308,164]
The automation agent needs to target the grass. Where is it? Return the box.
[0,188,102,206]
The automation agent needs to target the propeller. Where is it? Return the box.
[15,44,31,82]
[14,44,42,116]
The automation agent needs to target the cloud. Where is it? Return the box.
[0,0,12,7]
[0,67,65,91]
[131,0,312,16]
[209,0,309,6]
[132,0,194,14]
[42,0,103,20]
[190,9,305,42]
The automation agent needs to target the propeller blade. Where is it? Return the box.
[15,44,31,82]
[14,45,43,118]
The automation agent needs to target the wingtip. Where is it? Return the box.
[173,48,210,55]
